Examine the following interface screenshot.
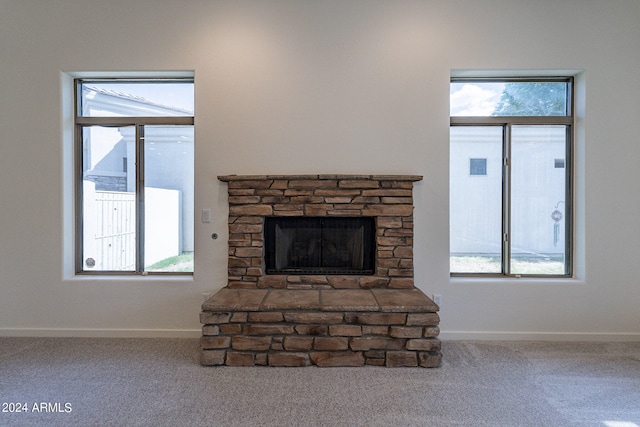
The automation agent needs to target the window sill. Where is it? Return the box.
[450,275,584,286]
[64,274,194,283]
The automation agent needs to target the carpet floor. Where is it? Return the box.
[1,338,639,426]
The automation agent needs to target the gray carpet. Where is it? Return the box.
[1,338,639,426]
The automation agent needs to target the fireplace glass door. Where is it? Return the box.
[264,217,375,275]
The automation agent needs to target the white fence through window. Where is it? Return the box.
[92,190,136,270]
[82,182,183,271]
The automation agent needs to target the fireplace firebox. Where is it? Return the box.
[264,217,375,275]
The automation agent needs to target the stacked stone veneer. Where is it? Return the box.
[218,174,423,289]
[202,175,441,367]
[201,288,442,367]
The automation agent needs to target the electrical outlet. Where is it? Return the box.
[433,294,442,307]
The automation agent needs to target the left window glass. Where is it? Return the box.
[79,82,194,117]
[76,78,194,274]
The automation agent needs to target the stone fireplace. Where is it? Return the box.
[200,175,441,367]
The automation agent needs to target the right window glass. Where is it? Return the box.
[450,77,573,277]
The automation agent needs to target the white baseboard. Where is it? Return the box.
[439,331,640,342]
[0,328,202,338]
[2,328,639,341]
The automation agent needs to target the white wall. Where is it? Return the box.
[1,0,639,339]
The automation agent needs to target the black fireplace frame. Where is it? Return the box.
[264,216,376,275]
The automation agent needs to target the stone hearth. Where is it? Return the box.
[201,175,441,367]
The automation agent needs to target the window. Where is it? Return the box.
[75,78,194,274]
[450,77,573,276]
[469,158,487,176]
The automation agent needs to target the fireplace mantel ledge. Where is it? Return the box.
[218,174,423,182]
